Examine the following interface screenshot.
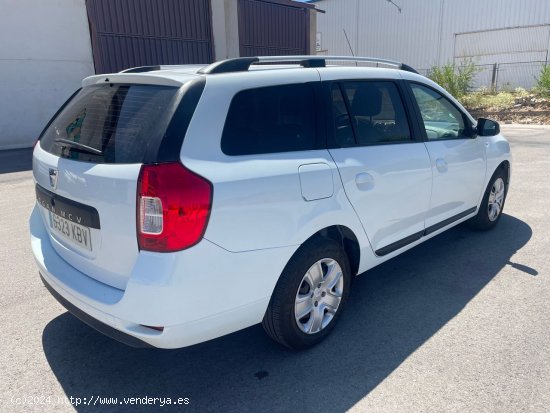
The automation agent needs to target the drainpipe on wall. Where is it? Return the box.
[355,0,360,55]
[436,0,445,65]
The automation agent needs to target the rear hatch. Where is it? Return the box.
[33,75,204,290]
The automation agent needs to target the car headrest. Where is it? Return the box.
[351,83,382,117]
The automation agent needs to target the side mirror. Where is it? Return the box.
[477,118,500,137]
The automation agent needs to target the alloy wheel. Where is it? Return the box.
[294,258,344,334]
[488,177,505,221]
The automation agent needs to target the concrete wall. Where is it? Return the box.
[308,7,317,56]
[210,0,241,60]
[0,0,95,150]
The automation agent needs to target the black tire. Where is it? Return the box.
[262,238,351,350]
[468,167,508,230]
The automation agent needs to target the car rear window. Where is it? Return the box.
[221,83,318,156]
[40,84,179,163]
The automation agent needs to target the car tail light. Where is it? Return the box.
[137,162,212,252]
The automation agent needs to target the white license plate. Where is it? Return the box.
[49,211,93,251]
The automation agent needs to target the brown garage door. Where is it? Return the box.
[238,0,311,56]
[86,0,214,74]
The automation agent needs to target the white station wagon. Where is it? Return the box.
[30,56,511,350]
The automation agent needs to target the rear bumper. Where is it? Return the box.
[30,205,297,348]
[40,274,152,348]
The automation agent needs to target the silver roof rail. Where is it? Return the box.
[255,55,418,73]
[128,56,419,75]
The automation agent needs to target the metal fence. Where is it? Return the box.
[418,61,547,92]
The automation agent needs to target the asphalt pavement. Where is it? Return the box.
[0,125,549,412]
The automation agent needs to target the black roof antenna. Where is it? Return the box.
[386,0,402,13]
[343,29,357,67]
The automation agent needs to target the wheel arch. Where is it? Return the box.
[300,225,361,278]
[497,160,511,189]
[479,159,511,209]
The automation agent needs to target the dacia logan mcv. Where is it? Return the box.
[30,56,511,349]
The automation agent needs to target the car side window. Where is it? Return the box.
[333,81,412,146]
[221,83,317,156]
[410,83,467,140]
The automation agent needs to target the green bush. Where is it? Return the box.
[535,65,550,96]
[428,61,478,99]
[460,91,516,110]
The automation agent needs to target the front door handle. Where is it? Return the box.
[355,172,374,190]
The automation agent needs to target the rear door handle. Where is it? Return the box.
[355,172,374,190]
[435,158,448,173]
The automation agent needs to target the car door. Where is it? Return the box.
[406,82,486,231]
[325,78,432,256]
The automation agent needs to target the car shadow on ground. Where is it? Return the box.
[0,148,33,174]
[42,214,533,412]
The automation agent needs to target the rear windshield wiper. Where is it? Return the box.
[54,138,103,156]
